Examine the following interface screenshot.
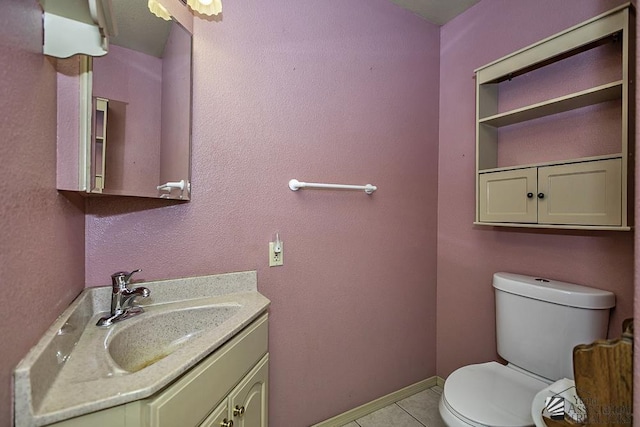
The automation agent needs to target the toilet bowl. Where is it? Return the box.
[439,362,549,427]
[438,273,615,427]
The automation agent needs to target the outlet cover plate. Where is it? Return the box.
[269,241,283,267]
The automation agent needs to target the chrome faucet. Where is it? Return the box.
[96,269,150,327]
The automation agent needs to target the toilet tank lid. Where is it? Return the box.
[493,272,615,309]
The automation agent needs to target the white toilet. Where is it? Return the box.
[439,272,615,427]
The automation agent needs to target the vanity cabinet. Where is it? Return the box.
[47,313,269,427]
[201,402,229,427]
[202,355,268,427]
[474,4,634,230]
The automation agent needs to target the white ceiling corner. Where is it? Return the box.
[388,0,480,25]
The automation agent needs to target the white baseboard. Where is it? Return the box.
[312,376,445,427]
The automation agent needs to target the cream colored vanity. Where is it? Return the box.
[49,315,268,427]
[14,272,270,427]
[475,4,634,230]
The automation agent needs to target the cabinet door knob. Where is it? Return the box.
[537,192,545,199]
[221,419,234,427]
[527,192,533,198]
[233,405,246,416]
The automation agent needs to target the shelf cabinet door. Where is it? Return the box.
[479,168,537,223]
[228,355,268,427]
[538,159,621,226]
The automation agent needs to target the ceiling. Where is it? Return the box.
[389,0,479,25]
[109,0,171,58]
[109,0,480,58]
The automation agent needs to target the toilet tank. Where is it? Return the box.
[493,272,615,381]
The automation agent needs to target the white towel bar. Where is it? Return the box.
[288,179,377,195]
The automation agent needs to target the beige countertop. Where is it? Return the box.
[14,271,270,427]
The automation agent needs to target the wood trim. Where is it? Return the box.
[478,155,623,174]
[475,4,630,81]
[473,222,631,231]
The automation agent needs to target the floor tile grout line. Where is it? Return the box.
[395,402,428,426]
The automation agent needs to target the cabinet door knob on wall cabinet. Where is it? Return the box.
[221,419,234,427]
[527,192,534,198]
[538,193,545,199]
[233,405,246,416]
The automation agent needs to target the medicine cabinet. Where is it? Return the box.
[474,4,634,230]
[56,0,193,200]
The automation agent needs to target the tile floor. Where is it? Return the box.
[340,386,447,427]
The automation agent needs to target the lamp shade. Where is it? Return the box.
[187,0,222,16]
[148,0,172,20]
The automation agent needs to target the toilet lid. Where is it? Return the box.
[443,362,549,427]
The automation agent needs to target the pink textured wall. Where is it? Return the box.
[55,56,82,191]
[437,0,634,380]
[495,43,622,169]
[93,45,163,196]
[85,0,440,424]
[0,1,85,427]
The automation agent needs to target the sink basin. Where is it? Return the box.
[107,304,241,373]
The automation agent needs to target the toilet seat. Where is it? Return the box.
[441,362,550,427]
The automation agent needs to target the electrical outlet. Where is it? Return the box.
[269,241,284,267]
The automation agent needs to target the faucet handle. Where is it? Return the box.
[111,269,141,290]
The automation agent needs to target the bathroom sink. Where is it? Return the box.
[107,304,241,373]
[15,271,271,427]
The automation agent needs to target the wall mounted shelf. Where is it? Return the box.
[474,3,635,231]
[478,81,623,128]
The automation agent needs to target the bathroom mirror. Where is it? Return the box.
[56,0,192,200]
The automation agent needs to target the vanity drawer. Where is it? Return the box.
[145,313,268,427]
